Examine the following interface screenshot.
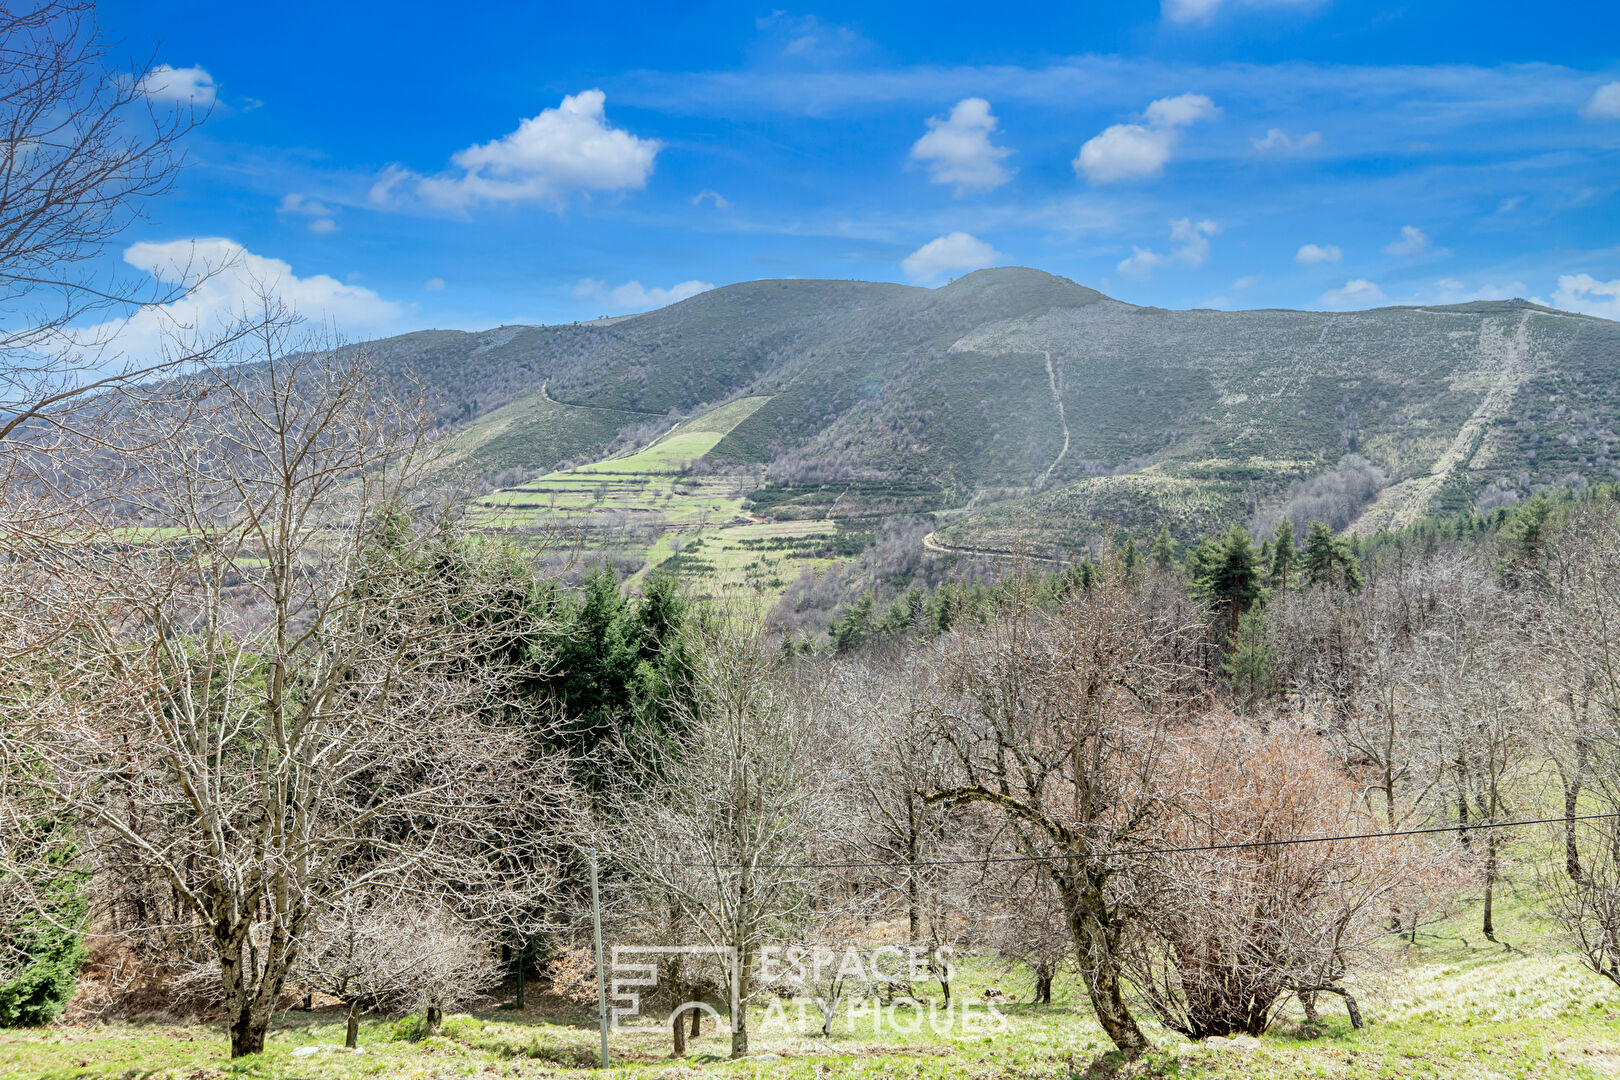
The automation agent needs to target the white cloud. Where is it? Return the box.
[909,97,1014,193]
[1581,82,1620,120]
[1143,93,1220,128]
[137,64,217,106]
[1384,225,1433,257]
[1232,275,1260,290]
[691,189,730,209]
[572,278,714,314]
[278,193,333,217]
[1163,0,1319,23]
[1251,127,1322,152]
[1552,274,1620,319]
[1427,278,1528,303]
[377,91,660,211]
[80,239,401,363]
[901,232,1001,283]
[424,277,446,291]
[1319,279,1387,309]
[1295,243,1342,264]
[753,12,867,62]
[1075,93,1218,183]
[278,193,339,234]
[1118,218,1219,279]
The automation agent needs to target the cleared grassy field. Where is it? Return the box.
[634,520,840,603]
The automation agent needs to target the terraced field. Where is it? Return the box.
[467,397,849,603]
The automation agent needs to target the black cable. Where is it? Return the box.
[650,810,1620,871]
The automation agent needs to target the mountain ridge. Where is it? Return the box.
[366,267,1618,554]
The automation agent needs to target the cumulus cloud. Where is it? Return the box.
[1552,274,1620,319]
[1319,279,1387,309]
[82,239,400,363]
[1295,243,1342,265]
[901,232,1001,283]
[1074,93,1218,184]
[572,278,714,314]
[1163,0,1320,23]
[1581,82,1620,120]
[1251,127,1322,152]
[909,98,1014,193]
[1384,225,1433,257]
[691,189,730,209]
[1117,218,1219,279]
[424,277,446,291]
[1144,93,1221,128]
[375,90,660,212]
[137,64,218,106]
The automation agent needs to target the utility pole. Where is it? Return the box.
[590,847,609,1069]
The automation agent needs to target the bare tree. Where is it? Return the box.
[1544,815,1620,989]
[0,323,564,1055]
[605,614,847,1059]
[1409,563,1532,943]
[295,891,500,1048]
[921,569,1205,1060]
[0,1,246,465]
[1123,722,1445,1038]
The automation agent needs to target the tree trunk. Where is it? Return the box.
[690,1004,702,1038]
[1322,986,1362,1029]
[930,944,951,1004]
[218,925,291,1058]
[1034,962,1053,1006]
[1564,732,1589,881]
[671,1006,686,1056]
[729,941,751,1059]
[1069,885,1150,1060]
[345,999,361,1050]
[1455,754,1471,850]
[230,1004,269,1057]
[1299,991,1319,1024]
[515,951,527,1011]
[425,1005,443,1037]
[1482,827,1498,942]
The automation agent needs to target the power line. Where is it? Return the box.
[652,811,1620,871]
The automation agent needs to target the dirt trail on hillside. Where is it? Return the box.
[1384,311,1536,530]
[1040,351,1071,489]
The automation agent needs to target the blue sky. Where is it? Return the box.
[98,0,1620,346]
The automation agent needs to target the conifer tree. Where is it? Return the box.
[1151,526,1175,571]
[1302,520,1364,591]
[1200,525,1263,634]
[1270,518,1296,594]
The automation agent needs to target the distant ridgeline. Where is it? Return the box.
[364,267,1617,554]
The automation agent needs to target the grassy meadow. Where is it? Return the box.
[9,883,1620,1080]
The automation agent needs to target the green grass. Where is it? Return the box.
[8,926,1618,1080]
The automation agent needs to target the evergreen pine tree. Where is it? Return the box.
[1270,518,1296,593]
[1302,520,1364,592]
[1200,525,1262,634]
[1151,526,1175,570]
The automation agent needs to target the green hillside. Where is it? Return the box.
[364,270,1619,571]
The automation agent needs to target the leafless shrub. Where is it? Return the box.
[1124,723,1446,1038]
